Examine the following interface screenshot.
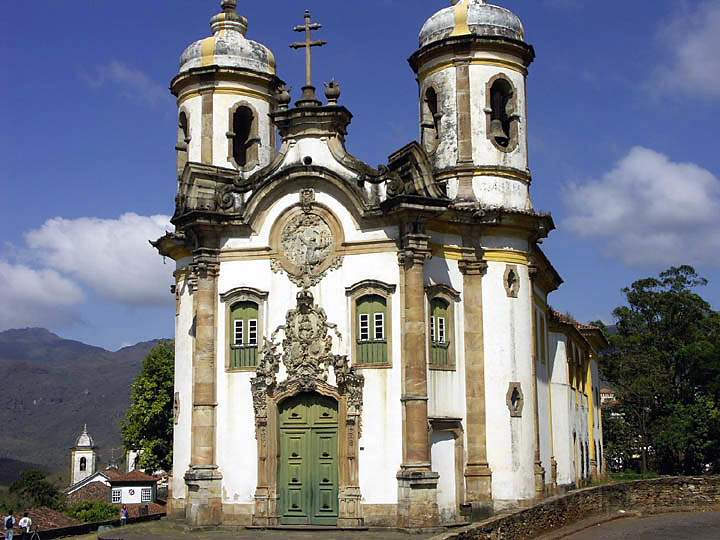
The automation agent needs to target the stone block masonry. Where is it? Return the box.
[431,476,720,540]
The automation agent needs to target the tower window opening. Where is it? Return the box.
[231,106,254,167]
[176,111,190,177]
[422,87,441,154]
[79,457,87,471]
[488,77,518,150]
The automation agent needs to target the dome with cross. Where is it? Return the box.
[179,0,276,76]
[419,0,525,48]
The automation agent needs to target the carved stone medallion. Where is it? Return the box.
[281,213,335,271]
[271,194,344,287]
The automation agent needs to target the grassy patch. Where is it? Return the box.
[609,471,660,482]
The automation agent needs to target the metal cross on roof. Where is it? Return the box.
[290,10,327,106]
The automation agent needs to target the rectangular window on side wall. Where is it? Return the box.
[141,488,152,503]
[429,298,452,368]
[112,489,121,504]
[230,301,259,369]
[356,295,388,365]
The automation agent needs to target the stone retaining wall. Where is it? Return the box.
[432,476,720,540]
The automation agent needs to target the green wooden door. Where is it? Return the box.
[279,393,339,525]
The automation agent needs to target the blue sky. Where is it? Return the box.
[1,0,719,350]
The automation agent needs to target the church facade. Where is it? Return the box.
[154,0,606,529]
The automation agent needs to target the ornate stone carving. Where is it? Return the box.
[271,201,344,287]
[250,288,364,419]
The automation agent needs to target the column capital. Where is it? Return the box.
[398,233,431,269]
[459,258,488,276]
[188,249,220,291]
[528,263,539,281]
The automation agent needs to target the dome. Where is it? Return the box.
[75,424,94,448]
[419,0,525,48]
[179,0,276,76]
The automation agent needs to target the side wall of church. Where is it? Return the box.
[483,259,536,505]
[533,296,554,487]
[548,332,574,487]
[170,271,195,504]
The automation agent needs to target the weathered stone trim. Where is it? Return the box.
[345,279,397,369]
[485,73,520,153]
[200,89,214,165]
[226,100,261,171]
[220,286,269,372]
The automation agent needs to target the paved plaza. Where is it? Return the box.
[558,511,720,540]
[80,520,435,540]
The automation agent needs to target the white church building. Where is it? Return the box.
[154,0,606,528]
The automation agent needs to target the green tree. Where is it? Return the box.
[121,341,175,472]
[601,266,720,475]
[66,500,118,523]
[6,470,64,510]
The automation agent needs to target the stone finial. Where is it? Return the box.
[211,0,247,35]
[324,80,341,105]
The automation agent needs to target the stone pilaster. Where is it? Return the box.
[528,266,546,497]
[397,231,439,528]
[459,254,493,518]
[185,249,223,527]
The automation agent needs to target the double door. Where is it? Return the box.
[279,393,339,525]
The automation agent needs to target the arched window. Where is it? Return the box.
[230,301,259,369]
[486,76,519,151]
[176,111,190,177]
[356,294,388,365]
[227,104,259,169]
[429,298,451,368]
[79,457,87,472]
[421,87,441,154]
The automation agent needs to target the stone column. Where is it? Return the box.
[397,231,439,528]
[184,249,223,527]
[528,266,546,497]
[458,255,493,518]
[454,54,475,202]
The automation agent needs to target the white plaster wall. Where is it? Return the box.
[482,261,535,503]
[431,431,457,523]
[180,96,202,164]
[426,255,466,420]
[212,93,273,172]
[548,333,575,487]
[535,310,553,485]
[171,277,193,501]
[114,485,153,505]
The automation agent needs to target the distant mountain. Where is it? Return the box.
[0,328,166,484]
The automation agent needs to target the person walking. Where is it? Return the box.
[3,510,16,540]
[17,513,31,540]
[119,505,129,527]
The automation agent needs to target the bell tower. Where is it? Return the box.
[171,0,281,178]
[409,0,535,208]
[70,424,97,486]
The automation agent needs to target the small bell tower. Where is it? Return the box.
[410,0,535,208]
[70,424,97,486]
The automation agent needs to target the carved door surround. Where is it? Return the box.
[250,288,364,528]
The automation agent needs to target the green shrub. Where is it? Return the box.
[66,501,118,523]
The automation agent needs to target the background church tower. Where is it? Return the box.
[410,0,534,207]
[70,424,97,486]
[172,0,280,179]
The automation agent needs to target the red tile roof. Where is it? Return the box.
[66,481,111,506]
[104,468,156,483]
[18,507,80,531]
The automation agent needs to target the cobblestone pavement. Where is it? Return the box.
[82,520,436,540]
[560,511,720,540]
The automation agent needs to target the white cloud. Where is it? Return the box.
[0,261,84,331]
[25,213,174,305]
[82,61,167,104]
[655,1,720,98]
[564,147,720,267]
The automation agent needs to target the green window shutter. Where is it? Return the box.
[356,295,388,365]
[430,299,450,367]
[230,301,259,368]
